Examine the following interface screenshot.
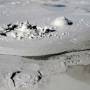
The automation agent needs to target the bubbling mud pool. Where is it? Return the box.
[0,17,73,40]
[0,21,56,40]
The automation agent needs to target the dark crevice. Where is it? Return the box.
[43,3,66,7]
[10,71,21,87]
[37,71,42,82]
[45,29,56,33]
[5,24,18,33]
[0,33,7,36]
[51,4,66,7]
[33,71,42,85]
[10,70,42,87]
[23,48,90,60]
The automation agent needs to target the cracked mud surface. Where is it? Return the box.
[10,71,21,87]
[0,50,90,90]
[8,70,42,90]
[0,0,90,90]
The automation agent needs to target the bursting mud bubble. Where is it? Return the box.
[0,21,56,40]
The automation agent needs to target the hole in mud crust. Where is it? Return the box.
[68,21,73,25]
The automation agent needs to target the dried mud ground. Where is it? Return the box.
[0,50,90,90]
[0,0,90,90]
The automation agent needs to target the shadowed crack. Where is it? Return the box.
[37,71,42,82]
[10,71,21,87]
[23,49,90,60]
[10,70,42,88]
[43,3,66,7]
